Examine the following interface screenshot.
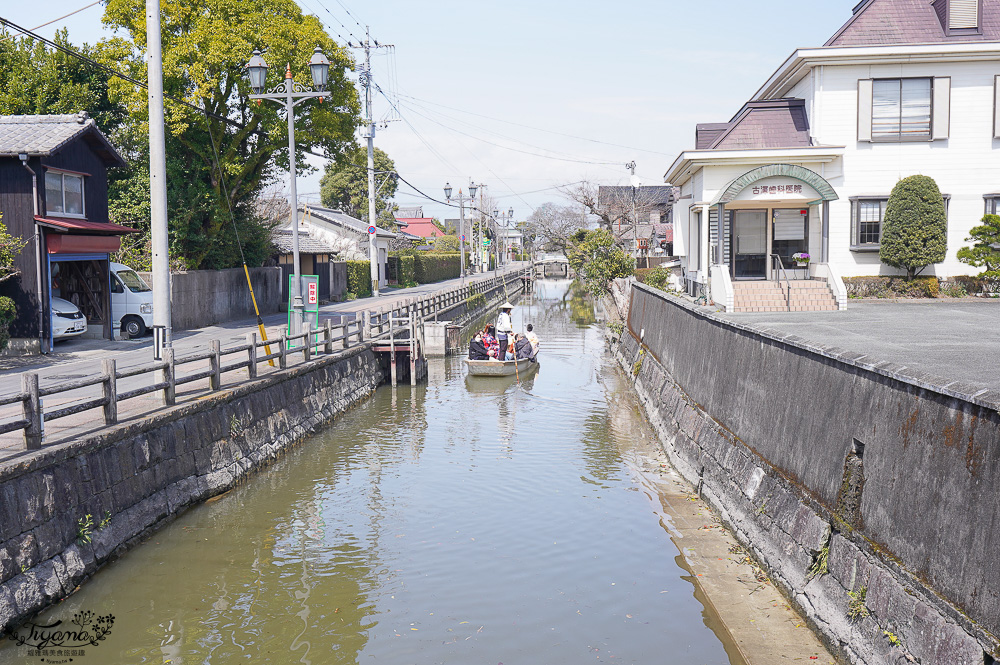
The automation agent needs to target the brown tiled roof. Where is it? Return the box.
[826,0,1000,46]
[708,99,811,151]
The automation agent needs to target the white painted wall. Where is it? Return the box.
[803,59,999,277]
[670,54,999,280]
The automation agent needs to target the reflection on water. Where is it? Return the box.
[0,279,737,665]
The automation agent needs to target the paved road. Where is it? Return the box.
[720,298,1000,391]
[0,265,527,458]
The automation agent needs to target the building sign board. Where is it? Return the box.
[732,177,819,202]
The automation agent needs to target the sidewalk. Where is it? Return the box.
[0,265,526,458]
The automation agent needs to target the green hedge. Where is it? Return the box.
[346,260,372,298]
[843,275,939,299]
[389,253,416,286]
[634,266,672,291]
[413,252,462,283]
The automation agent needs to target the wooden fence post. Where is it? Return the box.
[324,319,334,354]
[102,358,117,425]
[246,333,258,379]
[278,334,287,369]
[303,326,311,362]
[210,340,221,390]
[162,348,176,406]
[22,373,41,450]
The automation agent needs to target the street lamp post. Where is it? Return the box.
[247,47,331,338]
[444,181,477,285]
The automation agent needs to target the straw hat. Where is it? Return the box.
[499,302,514,309]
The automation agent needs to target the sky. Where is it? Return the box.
[2,0,854,225]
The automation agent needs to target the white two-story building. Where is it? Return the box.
[667,0,1000,311]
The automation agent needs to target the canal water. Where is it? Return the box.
[2,279,744,665]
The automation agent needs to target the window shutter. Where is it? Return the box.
[932,77,950,139]
[948,0,978,28]
[858,79,873,142]
[708,208,732,265]
[995,75,1000,139]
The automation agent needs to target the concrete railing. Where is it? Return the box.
[809,262,847,310]
[709,264,734,311]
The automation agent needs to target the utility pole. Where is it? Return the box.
[353,28,393,299]
[627,161,639,268]
[146,0,171,360]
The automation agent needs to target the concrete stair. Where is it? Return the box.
[732,279,839,312]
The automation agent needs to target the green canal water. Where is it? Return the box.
[2,280,742,665]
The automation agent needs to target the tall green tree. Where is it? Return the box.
[567,229,633,296]
[0,29,125,131]
[957,214,1000,280]
[880,175,948,280]
[98,0,361,268]
[320,145,398,227]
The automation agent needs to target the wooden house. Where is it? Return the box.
[0,113,132,352]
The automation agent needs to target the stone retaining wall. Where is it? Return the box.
[0,345,382,632]
[614,283,999,665]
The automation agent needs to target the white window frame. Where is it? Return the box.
[858,77,949,142]
[850,197,889,251]
[44,169,86,218]
[985,195,1000,216]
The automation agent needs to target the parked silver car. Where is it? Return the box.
[51,297,87,340]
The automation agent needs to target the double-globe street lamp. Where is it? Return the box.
[444,180,478,284]
[247,47,331,337]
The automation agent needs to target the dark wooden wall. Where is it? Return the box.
[41,136,111,224]
[0,155,43,338]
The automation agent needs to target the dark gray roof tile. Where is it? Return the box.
[0,113,124,166]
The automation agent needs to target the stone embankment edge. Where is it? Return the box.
[0,344,383,633]
[608,334,988,665]
[632,281,1000,412]
[604,284,998,665]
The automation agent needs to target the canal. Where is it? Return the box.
[4,280,763,664]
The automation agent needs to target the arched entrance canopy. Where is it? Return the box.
[710,164,838,205]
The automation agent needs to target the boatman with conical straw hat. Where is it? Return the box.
[496,302,515,361]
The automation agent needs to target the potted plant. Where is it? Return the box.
[792,252,810,267]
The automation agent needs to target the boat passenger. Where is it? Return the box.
[514,334,534,360]
[504,334,518,361]
[468,333,489,360]
[496,303,514,361]
[482,325,500,359]
[525,323,540,353]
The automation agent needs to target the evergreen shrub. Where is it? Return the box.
[880,175,947,280]
[346,260,372,298]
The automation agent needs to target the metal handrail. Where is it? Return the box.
[770,254,792,311]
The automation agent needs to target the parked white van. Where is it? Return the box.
[110,262,153,338]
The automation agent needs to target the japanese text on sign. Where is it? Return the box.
[308,282,317,304]
[752,184,803,195]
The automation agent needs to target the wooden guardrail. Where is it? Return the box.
[0,266,530,451]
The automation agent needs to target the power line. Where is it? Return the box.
[397,98,621,167]
[30,1,101,31]
[397,91,677,158]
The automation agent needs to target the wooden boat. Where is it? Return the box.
[464,355,539,377]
